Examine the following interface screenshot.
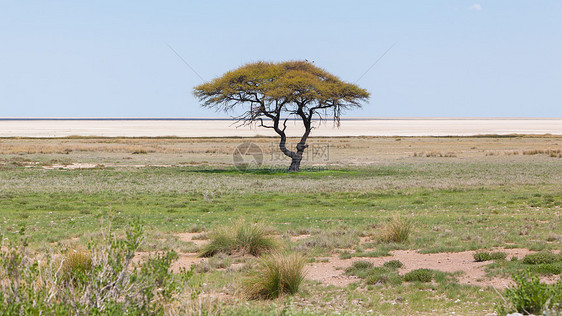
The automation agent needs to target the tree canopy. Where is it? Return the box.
[194,61,370,171]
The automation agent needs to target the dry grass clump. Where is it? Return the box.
[243,252,307,299]
[413,151,457,158]
[522,149,562,157]
[379,215,413,243]
[62,246,92,280]
[504,151,520,156]
[200,219,279,257]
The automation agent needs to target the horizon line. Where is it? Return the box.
[1,116,561,121]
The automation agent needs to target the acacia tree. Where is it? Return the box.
[194,61,370,172]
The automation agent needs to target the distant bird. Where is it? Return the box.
[305,59,314,64]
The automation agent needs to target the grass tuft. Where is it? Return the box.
[243,252,307,300]
[62,246,92,282]
[200,219,279,257]
[379,215,412,243]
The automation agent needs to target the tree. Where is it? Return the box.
[194,61,370,172]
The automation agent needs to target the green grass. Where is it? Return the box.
[0,154,561,315]
[1,183,559,254]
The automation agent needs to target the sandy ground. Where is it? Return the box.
[163,233,560,289]
[306,248,536,288]
[1,119,561,137]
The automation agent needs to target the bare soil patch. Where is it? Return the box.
[42,163,99,170]
[175,232,208,247]
[307,248,538,288]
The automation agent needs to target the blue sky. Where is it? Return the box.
[1,1,561,118]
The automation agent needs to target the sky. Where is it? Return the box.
[1,1,561,118]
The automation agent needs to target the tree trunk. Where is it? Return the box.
[273,110,311,172]
[288,152,303,172]
[288,141,307,172]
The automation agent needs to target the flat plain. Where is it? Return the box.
[0,136,561,315]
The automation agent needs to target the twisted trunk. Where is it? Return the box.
[275,108,311,172]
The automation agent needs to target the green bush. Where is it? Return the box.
[472,251,492,262]
[490,252,508,260]
[200,219,279,257]
[243,252,307,300]
[473,251,492,262]
[383,260,404,269]
[473,251,507,262]
[522,252,560,265]
[503,271,561,315]
[350,260,374,270]
[404,269,433,282]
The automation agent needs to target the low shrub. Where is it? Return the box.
[350,260,374,270]
[502,270,562,315]
[365,267,402,286]
[345,260,374,278]
[473,251,492,262]
[383,260,403,269]
[200,219,279,257]
[522,252,560,265]
[0,221,194,315]
[243,252,307,300]
[473,251,507,262]
[404,269,433,282]
[379,215,412,243]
